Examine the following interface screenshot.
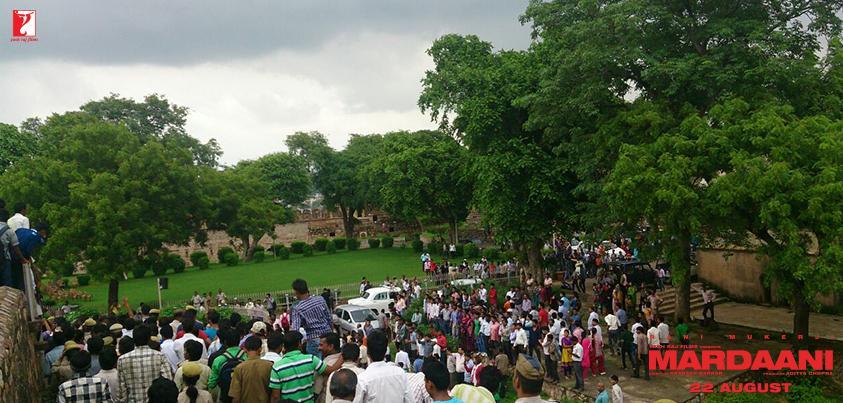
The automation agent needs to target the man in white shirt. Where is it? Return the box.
[571,336,584,391]
[657,317,670,347]
[478,285,487,302]
[588,307,600,330]
[7,202,30,231]
[395,348,411,372]
[647,323,661,347]
[159,326,180,372]
[174,319,208,361]
[604,312,620,355]
[513,322,529,351]
[610,374,623,403]
[327,344,365,403]
[262,332,284,364]
[354,329,412,403]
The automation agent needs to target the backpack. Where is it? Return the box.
[0,224,10,264]
[217,350,245,403]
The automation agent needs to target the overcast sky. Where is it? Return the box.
[1,0,532,164]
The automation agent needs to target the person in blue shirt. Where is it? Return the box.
[11,223,47,290]
[594,381,610,403]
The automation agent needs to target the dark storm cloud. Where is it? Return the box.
[3,0,531,65]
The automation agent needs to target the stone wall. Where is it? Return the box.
[0,287,42,403]
[697,248,839,308]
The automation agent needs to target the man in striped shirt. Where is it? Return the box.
[291,278,333,358]
[270,331,343,403]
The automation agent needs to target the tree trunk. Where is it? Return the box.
[242,235,255,260]
[449,219,458,244]
[416,217,425,234]
[340,206,356,238]
[671,230,692,323]
[526,240,544,279]
[108,279,119,309]
[792,284,810,341]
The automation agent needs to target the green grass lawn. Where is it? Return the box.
[72,248,423,310]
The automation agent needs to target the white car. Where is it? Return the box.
[347,286,400,312]
[450,278,482,287]
[332,304,380,335]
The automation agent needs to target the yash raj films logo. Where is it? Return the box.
[650,348,834,394]
[11,9,37,42]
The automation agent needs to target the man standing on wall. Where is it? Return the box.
[290,278,333,358]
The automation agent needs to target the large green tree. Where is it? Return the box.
[0,123,39,173]
[419,34,575,275]
[371,130,473,242]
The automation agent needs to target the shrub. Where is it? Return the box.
[253,250,267,263]
[189,251,209,267]
[326,241,337,254]
[412,239,424,253]
[302,244,314,257]
[347,238,360,251]
[57,261,75,277]
[224,253,240,266]
[76,275,91,286]
[314,238,330,252]
[367,238,381,249]
[196,256,210,270]
[454,243,464,257]
[332,238,347,250]
[132,266,148,279]
[217,246,235,263]
[290,241,307,254]
[485,247,501,261]
[270,244,285,256]
[502,250,517,262]
[381,236,394,248]
[428,241,442,255]
[65,307,100,324]
[253,245,266,253]
[163,253,186,274]
[465,243,480,259]
[152,264,167,276]
[277,246,290,260]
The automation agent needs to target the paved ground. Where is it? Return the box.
[689,302,843,341]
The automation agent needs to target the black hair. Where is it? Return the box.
[222,328,240,348]
[244,335,262,352]
[329,368,358,401]
[267,332,284,352]
[133,324,151,346]
[366,329,388,362]
[13,202,26,214]
[185,372,201,403]
[341,342,360,361]
[478,366,503,395]
[206,310,220,325]
[118,336,135,355]
[292,279,309,294]
[147,377,179,403]
[51,332,67,348]
[229,312,241,326]
[321,332,340,352]
[185,340,203,361]
[422,359,449,391]
[70,350,91,374]
[182,319,196,335]
[0,209,8,222]
[517,372,543,395]
[87,337,104,355]
[284,331,303,352]
[159,324,173,340]
[99,348,118,370]
[124,317,136,331]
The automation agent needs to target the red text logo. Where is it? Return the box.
[11,9,37,41]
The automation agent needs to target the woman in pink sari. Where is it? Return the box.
[580,330,592,377]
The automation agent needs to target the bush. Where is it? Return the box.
[347,238,360,251]
[270,244,285,256]
[253,250,267,263]
[333,238,347,250]
[502,250,517,262]
[465,243,480,259]
[57,261,75,277]
[314,238,330,252]
[132,266,148,279]
[454,243,464,257]
[163,253,186,274]
[428,241,442,255]
[367,238,381,248]
[217,247,235,263]
[302,244,314,257]
[196,256,210,270]
[381,236,394,248]
[190,251,209,267]
[412,239,424,253]
[485,247,501,261]
[253,245,266,253]
[326,241,337,254]
[290,241,308,254]
[66,307,100,324]
[76,275,91,286]
[277,246,290,260]
[224,253,240,266]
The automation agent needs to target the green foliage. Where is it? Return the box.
[189,251,209,267]
[217,247,235,263]
[332,238,347,250]
[270,244,284,255]
[367,238,381,249]
[132,267,148,279]
[290,241,307,254]
[252,250,267,263]
[380,236,394,249]
[464,243,479,258]
[76,275,91,286]
[302,244,314,257]
[277,246,291,260]
[314,238,330,252]
[253,245,265,253]
[151,265,167,277]
[0,123,38,173]
[428,241,442,255]
[411,239,424,253]
[501,250,517,262]
[196,256,210,270]
[347,238,360,251]
[163,253,186,274]
[326,241,337,254]
[224,253,240,266]
[247,152,311,206]
[484,247,501,261]
[57,262,75,277]
[65,307,100,324]
[454,243,464,257]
